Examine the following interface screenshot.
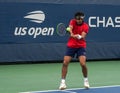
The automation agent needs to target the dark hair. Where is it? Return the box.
[74,12,85,19]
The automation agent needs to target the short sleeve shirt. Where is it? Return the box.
[67,19,89,48]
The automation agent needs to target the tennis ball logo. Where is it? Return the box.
[24,10,45,23]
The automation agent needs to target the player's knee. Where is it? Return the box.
[63,60,69,67]
[80,62,86,67]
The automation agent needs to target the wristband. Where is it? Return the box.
[77,35,82,39]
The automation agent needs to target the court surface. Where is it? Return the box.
[0,60,120,93]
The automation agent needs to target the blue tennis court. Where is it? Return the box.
[20,85,120,93]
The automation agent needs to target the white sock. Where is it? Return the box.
[61,79,65,83]
[84,77,88,81]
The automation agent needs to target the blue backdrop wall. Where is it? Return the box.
[0,2,120,62]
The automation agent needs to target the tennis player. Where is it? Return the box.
[59,12,90,90]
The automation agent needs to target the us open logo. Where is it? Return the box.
[24,11,45,23]
[14,10,54,38]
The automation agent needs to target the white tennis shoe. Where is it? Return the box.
[59,82,67,90]
[84,80,90,89]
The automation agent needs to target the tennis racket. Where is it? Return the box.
[56,23,67,36]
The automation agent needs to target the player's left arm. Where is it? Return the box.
[81,31,87,39]
[77,24,89,39]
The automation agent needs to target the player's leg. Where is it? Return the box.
[79,55,90,88]
[59,56,72,90]
[77,48,90,88]
[79,55,88,77]
[59,47,75,90]
[62,56,72,79]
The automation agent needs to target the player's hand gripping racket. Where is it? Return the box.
[56,23,68,36]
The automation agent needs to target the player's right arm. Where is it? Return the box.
[69,25,79,39]
[68,19,79,39]
[69,25,74,37]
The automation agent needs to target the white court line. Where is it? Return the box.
[67,84,120,91]
[61,90,77,93]
[19,85,120,93]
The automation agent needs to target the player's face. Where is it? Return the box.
[76,18,84,25]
